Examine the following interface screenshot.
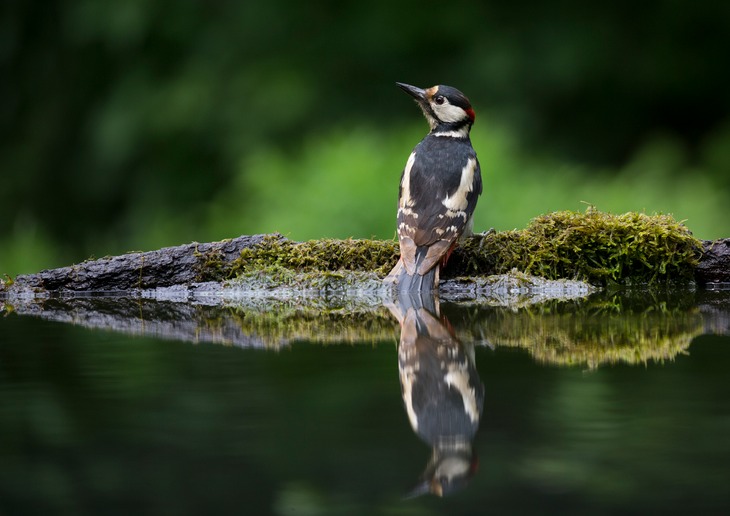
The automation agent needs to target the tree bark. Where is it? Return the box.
[1,234,279,296]
[695,238,730,285]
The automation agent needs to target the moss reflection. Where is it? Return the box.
[2,289,715,368]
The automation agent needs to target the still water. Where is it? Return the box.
[1,290,729,515]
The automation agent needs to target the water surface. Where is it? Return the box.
[1,290,729,515]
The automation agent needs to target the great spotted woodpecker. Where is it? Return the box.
[384,83,482,292]
[386,293,484,497]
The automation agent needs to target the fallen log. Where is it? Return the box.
[695,238,730,284]
[1,234,276,296]
[1,210,729,299]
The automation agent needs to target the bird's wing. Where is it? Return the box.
[397,139,481,275]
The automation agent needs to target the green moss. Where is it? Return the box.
[198,208,703,287]
[206,290,703,366]
[220,303,398,347]
[453,207,703,285]
[229,266,385,292]
[1,274,14,289]
[193,245,228,282]
[230,236,399,278]
[448,292,704,368]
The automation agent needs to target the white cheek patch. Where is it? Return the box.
[399,152,417,208]
[432,99,468,124]
[435,456,472,480]
[442,157,477,212]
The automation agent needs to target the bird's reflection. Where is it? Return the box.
[386,293,485,497]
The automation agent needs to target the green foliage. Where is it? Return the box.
[1,1,729,276]
[207,123,729,245]
[207,127,411,242]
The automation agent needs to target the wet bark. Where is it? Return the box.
[695,238,730,285]
[1,234,280,297]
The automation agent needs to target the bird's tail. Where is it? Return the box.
[384,249,440,293]
[397,266,438,292]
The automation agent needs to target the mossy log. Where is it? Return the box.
[1,210,729,298]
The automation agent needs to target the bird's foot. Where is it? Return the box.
[475,228,495,252]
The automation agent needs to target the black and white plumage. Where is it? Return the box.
[386,293,484,497]
[385,83,482,292]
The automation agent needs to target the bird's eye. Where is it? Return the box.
[434,96,445,105]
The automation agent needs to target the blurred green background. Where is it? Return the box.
[2,0,730,276]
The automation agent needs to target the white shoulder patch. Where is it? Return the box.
[399,151,417,208]
[445,363,480,424]
[442,157,477,212]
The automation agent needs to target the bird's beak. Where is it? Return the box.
[396,82,427,101]
[403,480,433,499]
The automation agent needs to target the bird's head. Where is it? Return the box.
[405,443,479,498]
[396,82,475,134]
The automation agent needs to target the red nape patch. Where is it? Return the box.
[466,107,476,122]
